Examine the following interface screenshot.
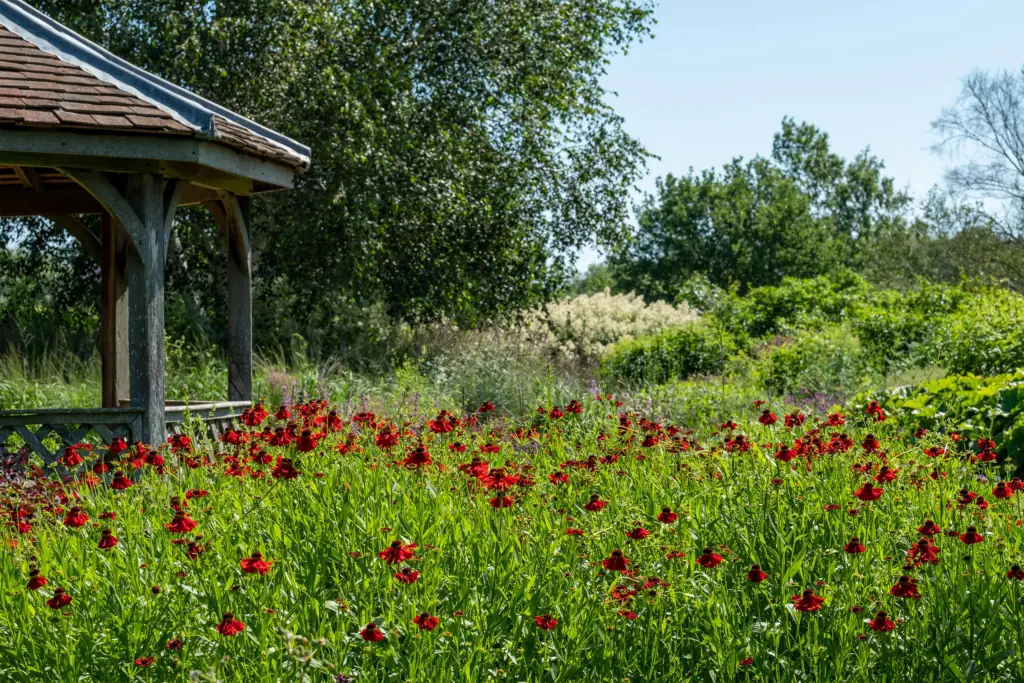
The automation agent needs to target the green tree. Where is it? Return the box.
[611,119,912,299]
[5,0,654,357]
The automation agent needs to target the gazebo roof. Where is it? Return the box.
[0,0,309,191]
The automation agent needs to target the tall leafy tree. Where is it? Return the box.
[6,0,653,355]
[611,119,911,299]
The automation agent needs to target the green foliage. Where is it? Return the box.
[759,326,872,397]
[879,370,1024,468]
[930,288,1024,376]
[611,118,912,298]
[600,323,734,385]
[714,270,874,340]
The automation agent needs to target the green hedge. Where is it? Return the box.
[601,324,734,385]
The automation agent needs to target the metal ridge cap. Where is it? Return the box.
[0,0,310,165]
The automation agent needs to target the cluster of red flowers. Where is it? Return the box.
[6,392,1023,674]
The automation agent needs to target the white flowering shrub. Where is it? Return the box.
[520,289,698,363]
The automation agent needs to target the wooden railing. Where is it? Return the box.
[0,401,249,467]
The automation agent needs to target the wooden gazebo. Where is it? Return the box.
[0,0,309,463]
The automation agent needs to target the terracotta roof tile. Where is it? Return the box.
[0,25,307,170]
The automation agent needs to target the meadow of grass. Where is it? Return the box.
[2,394,1024,682]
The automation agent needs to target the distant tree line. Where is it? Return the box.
[603,69,1024,303]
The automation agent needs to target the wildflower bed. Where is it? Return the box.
[1,397,1023,682]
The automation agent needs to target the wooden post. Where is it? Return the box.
[214,194,253,402]
[120,174,181,445]
[99,213,129,407]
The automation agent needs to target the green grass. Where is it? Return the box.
[1,397,1024,681]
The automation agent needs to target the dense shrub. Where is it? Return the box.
[601,323,734,385]
[929,288,1024,376]
[713,270,874,341]
[760,326,872,397]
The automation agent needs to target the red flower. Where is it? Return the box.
[993,482,1014,499]
[272,457,301,479]
[758,410,777,426]
[549,472,569,485]
[394,567,420,584]
[413,612,439,630]
[853,483,883,502]
[792,589,825,612]
[867,611,896,632]
[890,575,920,599]
[165,639,183,651]
[747,564,768,583]
[275,406,291,421]
[63,507,89,528]
[167,433,192,453]
[478,402,495,413]
[110,471,133,490]
[959,526,984,545]
[379,540,417,564]
[565,528,584,536]
[861,434,880,452]
[296,430,319,453]
[97,528,118,550]
[242,404,268,426]
[240,551,273,575]
[843,537,866,554]
[403,444,433,468]
[696,547,723,569]
[134,656,154,668]
[618,609,638,619]
[584,494,608,512]
[625,524,650,540]
[775,446,797,462]
[360,623,384,641]
[864,401,886,422]
[534,614,558,630]
[165,512,198,534]
[489,495,515,508]
[784,411,805,428]
[657,507,678,524]
[185,489,209,499]
[918,520,940,536]
[548,406,564,420]
[26,569,47,591]
[602,549,630,572]
[215,612,245,636]
[907,537,940,565]
[739,657,754,667]
[874,466,898,483]
[1007,564,1024,581]
[375,425,401,449]
[481,468,519,491]
[46,587,72,609]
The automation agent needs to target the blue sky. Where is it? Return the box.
[582,0,1024,268]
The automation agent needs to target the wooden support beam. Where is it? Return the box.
[122,174,179,444]
[0,186,104,216]
[11,165,43,192]
[205,194,253,402]
[100,213,129,408]
[49,215,102,261]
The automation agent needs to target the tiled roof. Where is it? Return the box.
[0,20,308,171]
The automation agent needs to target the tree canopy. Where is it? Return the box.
[610,118,913,300]
[2,0,654,357]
